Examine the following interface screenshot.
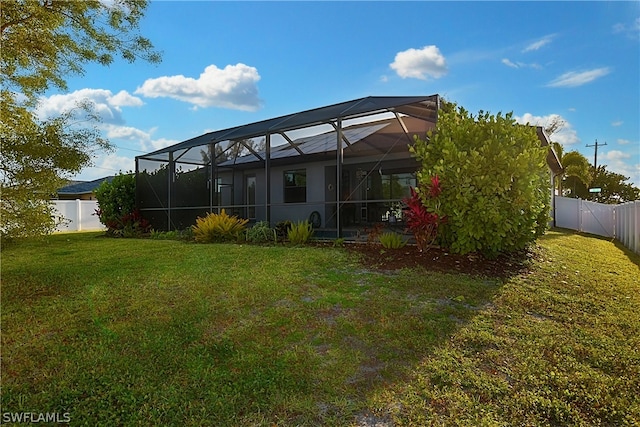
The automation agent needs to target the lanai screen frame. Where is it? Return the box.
[135,95,440,236]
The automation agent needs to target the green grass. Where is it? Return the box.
[1,230,638,425]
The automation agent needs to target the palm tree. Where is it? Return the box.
[552,142,592,197]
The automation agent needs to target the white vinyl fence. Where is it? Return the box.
[555,196,639,254]
[51,200,105,232]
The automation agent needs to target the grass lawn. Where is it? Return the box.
[1,229,638,425]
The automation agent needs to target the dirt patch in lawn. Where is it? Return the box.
[342,243,536,279]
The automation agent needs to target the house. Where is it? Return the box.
[135,95,562,235]
[56,176,114,200]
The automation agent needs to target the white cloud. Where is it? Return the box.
[604,150,631,161]
[547,67,611,88]
[36,88,143,124]
[390,45,447,80]
[501,58,542,69]
[515,113,580,145]
[523,35,555,53]
[611,120,623,127]
[602,150,640,186]
[105,124,150,142]
[617,138,632,145]
[502,58,519,68]
[148,138,178,152]
[98,153,136,175]
[103,124,179,152]
[135,63,262,111]
[613,17,640,40]
[109,90,144,107]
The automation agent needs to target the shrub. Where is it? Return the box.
[379,232,407,249]
[245,221,275,243]
[410,103,551,257]
[287,220,314,245]
[95,173,150,237]
[403,182,444,252]
[192,209,249,243]
[275,220,293,242]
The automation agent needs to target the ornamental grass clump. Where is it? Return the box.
[287,220,314,245]
[378,232,408,249]
[192,209,249,243]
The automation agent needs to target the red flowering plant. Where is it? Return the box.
[95,208,151,237]
[403,176,445,251]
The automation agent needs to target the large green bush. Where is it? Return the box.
[411,105,550,257]
[95,173,149,237]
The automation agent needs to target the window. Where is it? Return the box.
[284,169,306,203]
[367,171,416,200]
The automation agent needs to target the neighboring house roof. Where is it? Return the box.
[57,176,114,196]
[138,95,440,162]
[536,127,563,175]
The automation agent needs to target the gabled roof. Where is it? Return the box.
[138,95,439,161]
[57,176,114,195]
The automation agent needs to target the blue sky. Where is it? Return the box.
[39,1,640,186]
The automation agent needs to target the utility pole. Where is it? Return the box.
[586,139,607,176]
[585,139,607,201]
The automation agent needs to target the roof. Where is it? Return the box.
[138,95,439,161]
[536,127,563,175]
[57,176,114,195]
[219,121,390,167]
[218,116,434,168]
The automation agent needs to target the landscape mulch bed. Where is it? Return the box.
[341,242,536,279]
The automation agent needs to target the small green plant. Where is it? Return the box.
[379,232,407,249]
[333,238,345,248]
[150,228,194,241]
[150,229,176,240]
[287,220,314,245]
[245,221,275,244]
[192,209,249,243]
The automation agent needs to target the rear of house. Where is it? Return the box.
[135,95,561,236]
[135,96,439,235]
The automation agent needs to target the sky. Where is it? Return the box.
[39,1,640,187]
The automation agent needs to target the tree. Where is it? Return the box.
[410,103,551,257]
[574,165,640,203]
[1,0,160,240]
[1,98,108,238]
[551,142,592,197]
[544,115,566,137]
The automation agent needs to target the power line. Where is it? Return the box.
[110,144,147,154]
[585,139,607,174]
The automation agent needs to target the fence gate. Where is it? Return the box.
[580,199,615,237]
[555,197,615,237]
[555,196,639,254]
